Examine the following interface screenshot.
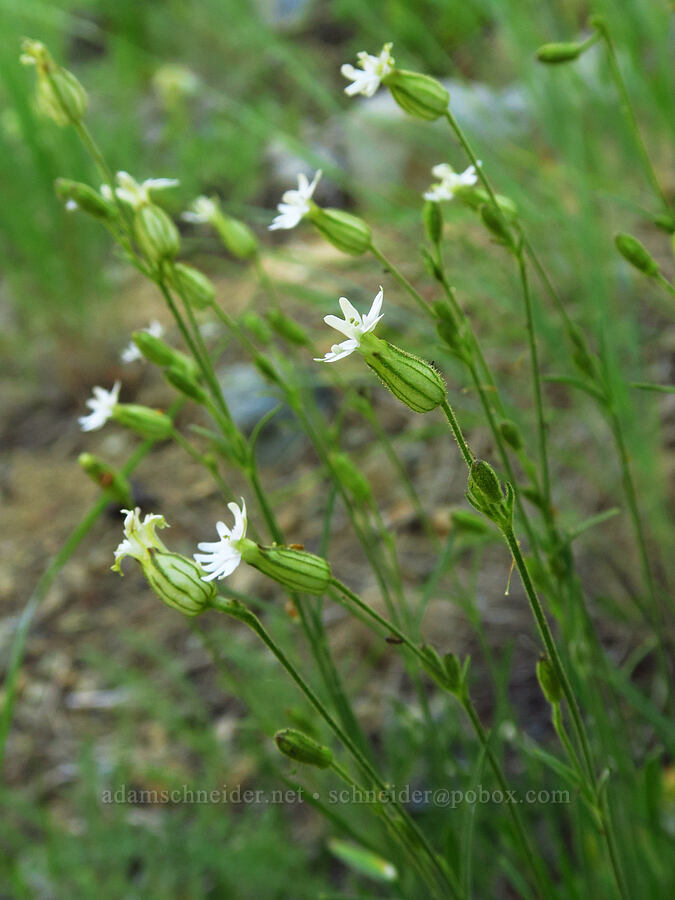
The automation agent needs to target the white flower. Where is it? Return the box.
[269,170,322,231]
[424,163,479,203]
[120,320,164,364]
[103,172,179,209]
[194,500,248,582]
[181,195,219,224]
[78,381,121,432]
[113,507,168,572]
[314,287,384,363]
[341,43,395,98]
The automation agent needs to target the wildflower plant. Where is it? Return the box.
[8,23,675,900]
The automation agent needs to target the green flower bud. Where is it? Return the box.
[310,208,372,255]
[21,40,87,126]
[420,644,449,688]
[267,308,310,346]
[498,419,523,451]
[240,312,272,345]
[468,459,503,505]
[614,232,659,277]
[536,657,563,704]
[460,187,518,220]
[135,204,180,263]
[274,728,333,768]
[423,200,443,244]
[213,212,258,259]
[78,453,132,506]
[253,353,281,385]
[55,179,116,221]
[480,204,515,250]
[144,550,217,616]
[132,331,197,376]
[163,365,208,403]
[329,451,372,503]
[443,652,463,694]
[112,404,173,440]
[536,42,585,64]
[421,246,443,282]
[171,263,215,309]
[384,70,449,120]
[362,338,445,413]
[241,543,331,595]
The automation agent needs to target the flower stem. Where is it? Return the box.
[370,243,434,319]
[440,399,474,468]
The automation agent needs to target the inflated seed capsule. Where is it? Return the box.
[21,40,88,126]
[134,204,180,263]
[363,340,446,413]
[213,212,258,259]
[274,728,333,768]
[163,365,208,404]
[614,233,659,277]
[310,207,372,255]
[132,331,197,377]
[145,550,217,616]
[241,543,331,595]
[383,69,450,120]
[480,204,515,250]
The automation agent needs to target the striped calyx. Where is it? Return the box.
[362,336,446,413]
[144,550,217,616]
[241,543,331,595]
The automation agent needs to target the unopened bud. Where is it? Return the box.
[241,312,272,344]
[443,653,463,694]
[171,263,215,309]
[274,728,333,768]
[310,208,372,255]
[241,543,331,595]
[267,309,310,346]
[112,404,173,440]
[468,459,503,505]
[423,200,443,244]
[460,188,518,220]
[163,365,208,403]
[498,419,523,451]
[536,42,585,64]
[55,179,115,221]
[78,453,132,505]
[363,338,445,413]
[329,452,372,503]
[384,70,449,120]
[135,204,180,263]
[480,204,515,250]
[21,39,88,126]
[614,233,659,277]
[536,657,563,704]
[132,331,197,377]
[213,212,258,259]
[253,353,281,385]
[145,551,217,616]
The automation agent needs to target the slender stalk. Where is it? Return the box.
[370,244,434,319]
[212,597,458,899]
[440,399,474,467]
[595,23,669,209]
[656,273,675,300]
[516,249,552,516]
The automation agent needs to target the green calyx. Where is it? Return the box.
[361,336,446,413]
[241,542,331,595]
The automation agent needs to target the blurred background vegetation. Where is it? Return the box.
[1,0,673,897]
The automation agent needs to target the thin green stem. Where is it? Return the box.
[595,24,668,209]
[516,249,552,517]
[656,273,675,299]
[440,399,474,467]
[370,244,434,319]
[212,597,457,899]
